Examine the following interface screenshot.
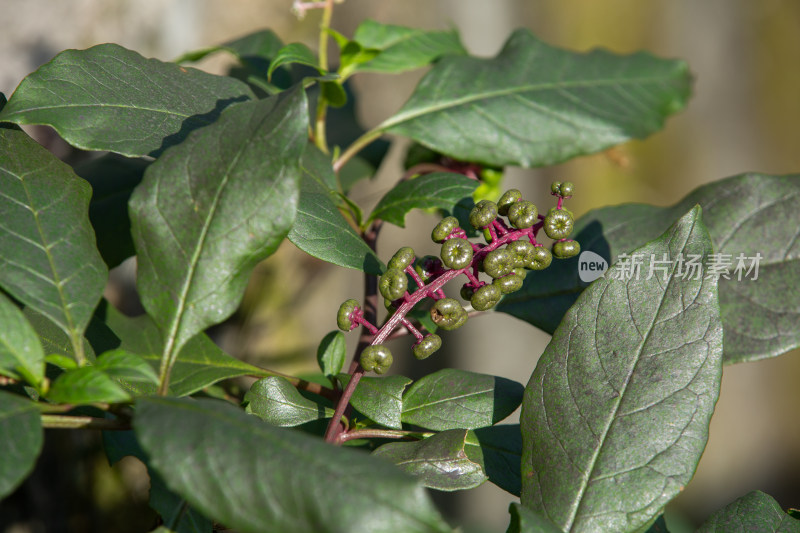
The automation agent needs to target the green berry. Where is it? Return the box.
[497,189,522,216]
[387,246,415,271]
[440,237,474,270]
[544,209,574,240]
[508,200,538,229]
[552,239,580,259]
[527,246,552,270]
[432,216,460,243]
[482,248,513,278]
[379,268,408,301]
[413,334,442,360]
[550,181,562,194]
[506,240,536,268]
[559,181,574,197]
[414,255,442,282]
[493,272,523,294]
[469,200,498,229]
[336,299,359,331]
[471,283,502,311]
[460,284,476,301]
[431,298,468,330]
[512,267,527,280]
[360,344,393,374]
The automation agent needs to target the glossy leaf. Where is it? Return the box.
[288,144,383,274]
[369,172,479,227]
[697,491,800,532]
[372,429,486,491]
[506,503,563,533]
[520,207,723,532]
[245,376,333,427]
[465,425,522,496]
[0,291,45,387]
[316,330,346,377]
[339,373,412,430]
[268,43,321,81]
[95,348,159,384]
[0,127,107,361]
[130,87,307,387]
[351,20,467,74]
[401,369,524,431]
[0,391,43,499]
[0,44,255,157]
[500,173,800,364]
[47,366,132,404]
[74,154,149,268]
[379,29,690,167]
[134,396,451,533]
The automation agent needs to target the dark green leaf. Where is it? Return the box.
[316,330,346,377]
[176,30,284,66]
[506,503,563,533]
[379,29,690,167]
[352,20,467,74]
[339,373,412,430]
[288,144,383,274]
[402,369,524,431]
[130,87,307,386]
[373,429,486,491]
[0,127,107,362]
[520,207,723,532]
[268,43,321,81]
[134,396,451,533]
[465,425,522,496]
[697,491,800,532]
[74,154,149,268]
[47,366,131,404]
[95,348,159,384]
[645,515,670,533]
[24,308,95,362]
[0,391,43,499]
[500,173,800,364]
[245,376,333,427]
[369,172,479,227]
[0,292,45,387]
[0,44,255,157]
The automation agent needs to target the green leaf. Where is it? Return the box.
[0,127,107,362]
[378,29,690,167]
[369,172,479,227]
[697,491,800,532]
[74,154,149,268]
[401,369,524,431]
[129,87,307,388]
[102,305,269,397]
[24,308,95,362]
[316,330,346,377]
[0,391,43,499]
[506,503,563,533]
[268,43,321,81]
[339,373,412,430]
[644,515,670,533]
[352,20,467,74]
[134,396,451,533]
[373,429,486,491]
[500,173,800,364]
[47,366,131,404]
[175,29,284,66]
[520,207,723,532]
[95,349,159,384]
[44,353,78,371]
[0,44,255,157]
[465,425,522,496]
[288,143,383,274]
[0,292,45,387]
[245,376,333,427]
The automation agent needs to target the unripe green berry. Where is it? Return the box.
[544,209,574,240]
[414,255,442,282]
[379,268,408,301]
[506,240,536,268]
[431,298,468,330]
[471,283,502,311]
[432,216,460,243]
[337,299,359,331]
[360,344,393,374]
[440,237,473,270]
[559,181,574,197]
[508,200,538,229]
[482,248,513,278]
[497,189,522,216]
[552,239,580,259]
[493,272,524,294]
[469,200,498,229]
[527,246,552,270]
[460,284,476,301]
[512,267,527,280]
[550,181,562,194]
[388,246,415,271]
[413,334,442,360]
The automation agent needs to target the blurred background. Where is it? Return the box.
[1,0,799,531]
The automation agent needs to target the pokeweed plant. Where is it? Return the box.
[0,2,799,532]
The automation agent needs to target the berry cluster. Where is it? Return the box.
[337,182,578,374]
